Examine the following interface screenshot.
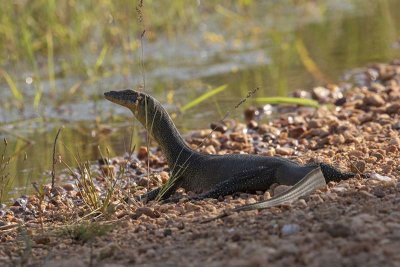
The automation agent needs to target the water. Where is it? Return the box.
[1,0,400,200]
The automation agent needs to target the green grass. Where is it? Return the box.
[254,97,319,107]
[180,84,228,112]
[59,222,113,243]
[0,138,13,204]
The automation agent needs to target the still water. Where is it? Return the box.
[1,0,400,200]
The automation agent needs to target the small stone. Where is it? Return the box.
[258,124,280,135]
[392,122,400,130]
[13,197,27,207]
[231,232,241,242]
[247,120,258,129]
[312,86,330,102]
[62,183,75,191]
[371,152,384,161]
[177,222,185,230]
[210,122,227,133]
[288,126,306,138]
[34,235,51,245]
[334,97,347,106]
[364,93,385,107]
[244,107,258,121]
[350,160,366,173]
[229,133,247,143]
[372,188,385,198]
[281,224,300,236]
[137,177,150,187]
[276,147,294,156]
[386,103,400,114]
[137,146,148,160]
[389,138,400,146]
[387,145,398,153]
[295,199,307,208]
[133,207,160,219]
[262,133,277,142]
[370,173,392,182]
[204,145,216,154]
[308,120,322,129]
[184,202,201,212]
[262,148,276,156]
[324,222,352,238]
[163,228,172,237]
[160,171,169,183]
[330,134,345,145]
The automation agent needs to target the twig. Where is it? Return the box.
[51,127,63,189]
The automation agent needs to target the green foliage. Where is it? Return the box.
[0,139,13,204]
[180,84,228,112]
[254,97,319,107]
[59,222,113,243]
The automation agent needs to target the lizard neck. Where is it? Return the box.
[133,94,196,168]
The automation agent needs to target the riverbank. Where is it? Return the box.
[1,60,400,267]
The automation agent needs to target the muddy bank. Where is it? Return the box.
[1,60,400,266]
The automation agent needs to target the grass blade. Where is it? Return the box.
[254,97,319,107]
[0,69,24,101]
[180,84,228,112]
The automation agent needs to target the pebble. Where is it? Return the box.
[386,103,400,114]
[324,222,352,238]
[133,207,160,219]
[364,93,385,106]
[372,188,385,198]
[137,177,150,187]
[258,124,280,135]
[137,146,148,160]
[244,107,258,121]
[312,86,330,102]
[210,122,227,133]
[288,126,306,138]
[350,160,366,173]
[370,173,392,182]
[295,199,308,208]
[371,152,384,160]
[13,197,27,207]
[276,147,294,156]
[281,224,300,236]
[204,145,216,154]
[247,120,258,129]
[62,183,75,191]
[160,171,169,183]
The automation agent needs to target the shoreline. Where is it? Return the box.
[1,60,400,266]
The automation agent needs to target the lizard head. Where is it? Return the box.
[104,89,149,112]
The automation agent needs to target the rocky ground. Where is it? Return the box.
[1,61,400,267]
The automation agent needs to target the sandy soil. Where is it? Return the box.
[1,61,400,267]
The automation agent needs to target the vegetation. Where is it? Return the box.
[0,139,12,204]
[59,222,113,243]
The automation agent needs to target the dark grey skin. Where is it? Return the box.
[104,89,354,202]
